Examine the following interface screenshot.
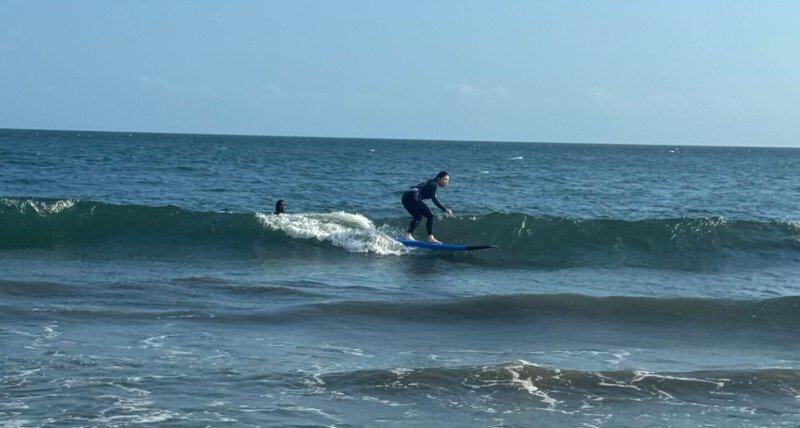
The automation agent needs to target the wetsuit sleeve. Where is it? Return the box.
[420,180,447,211]
[431,195,447,212]
[429,184,447,212]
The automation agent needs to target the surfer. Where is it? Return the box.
[274,199,287,215]
[401,171,454,243]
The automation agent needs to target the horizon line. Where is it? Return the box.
[0,126,794,150]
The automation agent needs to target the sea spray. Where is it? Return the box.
[255,211,405,255]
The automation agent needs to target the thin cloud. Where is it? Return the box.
[0,41,19,52]
[647,91,694,111]
[38,81,66,98]
[584,87,731,117]
[582,87,629,108]
[446,82,511,102]
[256,82,287,98]
[133,74,179,94]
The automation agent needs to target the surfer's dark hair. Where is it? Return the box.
[275,199,286,214]
[435,171,449,180]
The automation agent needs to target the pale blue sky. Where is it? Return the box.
[1,1,798,146]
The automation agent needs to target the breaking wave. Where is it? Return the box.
[2,198,798,270]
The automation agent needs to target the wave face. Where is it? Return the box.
[0,197,404,256]
[426,213,800,269]
[316,362,800,403]
[4,284,797,331]
[0,197,263,249]
[306,362,800,422]
[2,198,798,269]
[299,294,800,330]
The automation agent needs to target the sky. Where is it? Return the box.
[1,1,799,146]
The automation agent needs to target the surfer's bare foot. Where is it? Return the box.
[404,233,414,240]
[427,235,442,244]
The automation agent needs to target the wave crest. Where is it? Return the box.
[314,362,800,403]
[2,198,798,270]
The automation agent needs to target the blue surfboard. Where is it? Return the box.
[396,238,497,251]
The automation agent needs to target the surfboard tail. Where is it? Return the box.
[464,245,498,251]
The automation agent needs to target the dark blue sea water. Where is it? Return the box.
[2,128,799,426]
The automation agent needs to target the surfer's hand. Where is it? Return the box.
[445,209,454,218]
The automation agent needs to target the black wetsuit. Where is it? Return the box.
[402,179,447,235]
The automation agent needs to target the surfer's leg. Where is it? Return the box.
[402,191,424,235]
[407,216,422,234]
[420,204,435,235]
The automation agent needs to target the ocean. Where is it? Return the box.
[1,128,799,427]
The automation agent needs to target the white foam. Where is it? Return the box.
[362,396,405,407]
[1,198,76,215]
[255,211,407,255]
[42,325,59,340]
[504,361,560,409]
[29,324,60,349]
[428,354,460,363]
[0,420,33,428]
[390,368,413,377]
[322,343,372,357]
[631,371,726,389]
[0,399,29,410]
[282,406,342,423]
[16,368,42,378]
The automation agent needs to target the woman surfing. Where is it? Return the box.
[401,171,454,243]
